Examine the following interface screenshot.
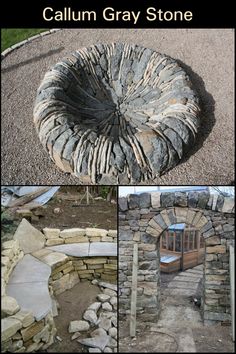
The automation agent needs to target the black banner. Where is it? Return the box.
[1,0,234,28]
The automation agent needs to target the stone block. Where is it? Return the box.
[221,197,234,213]
[150,192,161,208]
[223,224,234,232]
[158,210,170,227]
[204,311,231,321]
[186,209,196,226]
[86,228,108,237]
[174,207,188,223]
[161,193,175,207]
[206,245,226,254]
[63,265,74,274]
[174,192,187,206]
[64,236,89,243]
[139,193,151,208]
[90,237,102,242]
[205,236,221,246]
[46,238,64,246]
[126,210,140,220]
[102,236,114,242]
[52,274,70,294]
[153,213,167,230]
[197,192,210,209]
[43,228,60,239]
[60,228,86,238]
[203,228,215,240]
[118,197,128,211]
[104,264,117,270]
[128,194,140,209]
[84,258,107,264]
[188,192,199,208]
[195,215,208,229]
[192,211,202,226]
[205,254,218,261]
[133,231,140,241]
[40,252,69,269]
[148,219,163,233]
[2,248,14,259]
[1,296,20,316]
[141,231,158,243]
[1,317,22,341]
[68,271,80,288]
[107,230,117,237]
[2,240,20,255]
[13,219,45,254]
[52,261,72,275]
[146,225,163,237]
[12,311,35,328]
[1,256,10,267]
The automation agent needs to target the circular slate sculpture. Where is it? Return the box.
[34,43,200,184]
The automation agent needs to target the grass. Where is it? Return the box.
[1,28,48,52]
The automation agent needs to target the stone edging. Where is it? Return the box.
[1,29,62,59]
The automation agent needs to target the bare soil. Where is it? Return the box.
[47,281,101,353]
[31,192,117,231]
[1,187,117,243]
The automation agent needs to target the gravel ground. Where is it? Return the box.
[1,29,234,185]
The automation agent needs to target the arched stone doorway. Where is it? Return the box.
[119,191,234,326]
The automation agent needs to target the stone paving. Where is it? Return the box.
[153,265,204,352]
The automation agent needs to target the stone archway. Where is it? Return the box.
[119,191,235,326]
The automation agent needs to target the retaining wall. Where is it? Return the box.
[1,225,117,352]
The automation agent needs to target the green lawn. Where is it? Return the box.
[1,29,48,52]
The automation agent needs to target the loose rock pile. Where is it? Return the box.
[69,280,117,352]
[34,43,200,184]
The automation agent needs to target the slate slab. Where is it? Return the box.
[13,218,45,254]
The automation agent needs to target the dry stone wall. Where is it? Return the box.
[119,191,235,325]
[1,221,117,352]
[1,240,56,353]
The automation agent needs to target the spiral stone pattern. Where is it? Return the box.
[33,43,200,184]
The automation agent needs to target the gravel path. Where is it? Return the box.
[1,29,234,185]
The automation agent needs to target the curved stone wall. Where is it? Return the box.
[1,221,117,352]
[34,43,200,184]
[119,191,234,325]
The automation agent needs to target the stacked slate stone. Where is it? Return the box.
[34,43,200,184]
[69,281,117,352]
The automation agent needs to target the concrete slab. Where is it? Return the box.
[7,281,52,321]
[46,243,89,257]
[8,254,51,284]
[89,243,117,257]
[13,218,45,254]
